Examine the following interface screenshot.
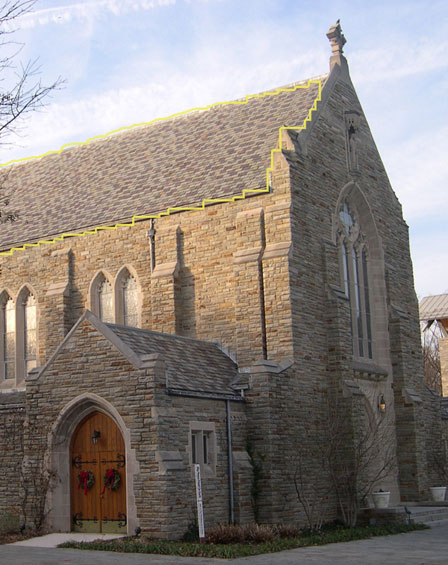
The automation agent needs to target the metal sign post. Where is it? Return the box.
[194,463,205,543]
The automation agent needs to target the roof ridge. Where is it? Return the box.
[421,293,448,300]
[5,73,328,169]
[106,322,224,349]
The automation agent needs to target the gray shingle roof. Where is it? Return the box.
[0,76,325,251]
[106,323,238,397]
[419,294,448,321]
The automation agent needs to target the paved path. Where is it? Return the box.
[1,522,448,564]
[11,532,124,547]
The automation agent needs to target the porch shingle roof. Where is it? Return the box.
[106,323,238,397]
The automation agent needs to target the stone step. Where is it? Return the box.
[359,505,448,526]
[406,506,448,524]
[422,519,448,527]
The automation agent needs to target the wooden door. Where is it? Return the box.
[70,411,126,533]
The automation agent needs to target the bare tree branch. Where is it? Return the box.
[288,392,397,529]
[421,321,443,395]
[0,0,63,224]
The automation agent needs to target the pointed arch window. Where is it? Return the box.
[3,297,15,380]
[114,267,141,327]
[98,278,113,323]
[338,202,373,360]
[123,274,138,327]
[24,293,37,374]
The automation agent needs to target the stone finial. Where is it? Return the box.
[326,20,348,72]
[326,20,346,56]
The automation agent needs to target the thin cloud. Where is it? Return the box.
[410,231,448,298]
[15,0,176,29]
[0,43,327,164]
[385,125,448,222]
[351,39,448,84]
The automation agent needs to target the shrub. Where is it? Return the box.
[243,524,277,543]
[182,519,199,542]
[206,523,282,544]
[206,524,245,544]
[274,523,302,538]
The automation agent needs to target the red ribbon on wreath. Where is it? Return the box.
[102,468,116,495]
[78,470,90,495]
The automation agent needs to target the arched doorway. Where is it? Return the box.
[70,411,127,533]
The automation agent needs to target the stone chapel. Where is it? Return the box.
[0,23,444,538]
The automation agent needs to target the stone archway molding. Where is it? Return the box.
[46,392,139,535]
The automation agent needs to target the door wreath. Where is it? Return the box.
[77,470,95,495]
[102,468,121,494]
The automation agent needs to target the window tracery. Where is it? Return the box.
[91,268,140,327]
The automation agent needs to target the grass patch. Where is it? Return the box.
[59,522,428,558]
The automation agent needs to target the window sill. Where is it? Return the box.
[0,380,26,391]
[191,463,216,479]
[351,360,388,381]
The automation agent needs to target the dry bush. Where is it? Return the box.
[274,523,302,538]
[206,523,279,544]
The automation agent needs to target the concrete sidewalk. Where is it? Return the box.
[2,521,448,564]
[10,532,124,547]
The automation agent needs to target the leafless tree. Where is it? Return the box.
[20,456,57,533]
[0,0,63,223]
[323,398,397,528]
[289,445,329,532]
[421,321,443,395]
[19,413,59,534]
[289,393,397,529]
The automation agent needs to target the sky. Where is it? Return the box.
[1,0,447,300]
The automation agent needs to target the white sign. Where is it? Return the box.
[194,463,205,541]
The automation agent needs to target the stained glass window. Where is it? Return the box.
[4,298,15,379]
[24,294,37,374]
[98,279,113,323]
[362,248,373,359]
[123,274,138,327]
[339,202,373,360]
[342,241,350,297]
[339,202,354,235]
[352,248,364,357]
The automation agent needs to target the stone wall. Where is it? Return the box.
[244,360,339,527]
[284,65,428,502]
[22,317,249,538]
[0,392,25,518]
[150,380,249,538]
[0,184,295,380]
